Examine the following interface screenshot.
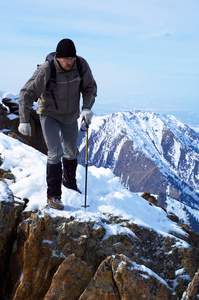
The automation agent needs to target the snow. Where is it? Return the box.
[0,132,188,242]
[0,91,38,111]
[175,268,185,276]
[0,181,13,202]
[166,196,189,222]
[7,114,19,121]
[0,91,18,102]
[191,126,199,133]
[115,254,173,290]
[42,240,53,244]
[102,223,136,240]
[166,195,199,223]
[169,139,181,169]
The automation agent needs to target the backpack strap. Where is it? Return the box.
[76,56,82,77]
[45,52,56,91]
[45,52,58,110]
[76,56,83,90]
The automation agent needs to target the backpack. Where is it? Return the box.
[44,52,83,109]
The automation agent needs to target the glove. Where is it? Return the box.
[18,123,31,136]
[81,109,93,125]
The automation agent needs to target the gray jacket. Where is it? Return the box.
[19,56,97,124]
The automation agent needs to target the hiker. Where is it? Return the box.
[18,38,97,210]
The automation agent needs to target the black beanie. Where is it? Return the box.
[56,39,76,58]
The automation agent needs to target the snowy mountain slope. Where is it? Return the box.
[0,132,187,239]
[77,111,199,233]
[79,111,199,188]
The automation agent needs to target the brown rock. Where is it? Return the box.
[0,186,16,297]
[10,215,103,300]
[0,100,47,154]
[183,268,199,299]
[167,212,179,223]
[13,214,64,300]
[2,210,199,300]
[79,256,120,300]
[180,223,199,248]
[2,98,19,114]
[141,192,158,206]
[112,255,177,299]
[80,255,178,300]
[44,254,93,300]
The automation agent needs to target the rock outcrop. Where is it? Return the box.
[1,189,199,299]
[182,268,199,299]
[44,254,93,300]
[0,99,47,154]
[0,195,16,297]
[80,255,177,300]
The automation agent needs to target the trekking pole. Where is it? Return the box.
[82,121,90,209]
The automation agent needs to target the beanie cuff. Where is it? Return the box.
[56,39,76,58]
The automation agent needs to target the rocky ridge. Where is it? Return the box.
[1,183,199,299]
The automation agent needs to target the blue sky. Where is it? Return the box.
[0,0,199,116]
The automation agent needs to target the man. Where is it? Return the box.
[18,38,97,210]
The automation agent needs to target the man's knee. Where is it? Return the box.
[63,148,79,160]
[47,147,63,164]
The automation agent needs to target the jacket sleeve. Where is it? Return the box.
[79,57,97,111]
[18,62,51,123]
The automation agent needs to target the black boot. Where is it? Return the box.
[47,162,64,209]
[63,158,81,193]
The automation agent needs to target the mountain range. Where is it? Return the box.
[78,111,199,233]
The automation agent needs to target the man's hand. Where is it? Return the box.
[81,109,93,125]
[18,123,31,136]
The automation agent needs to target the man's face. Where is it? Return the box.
[57,57,76,71]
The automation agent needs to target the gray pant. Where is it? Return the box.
[40,115,79,164]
